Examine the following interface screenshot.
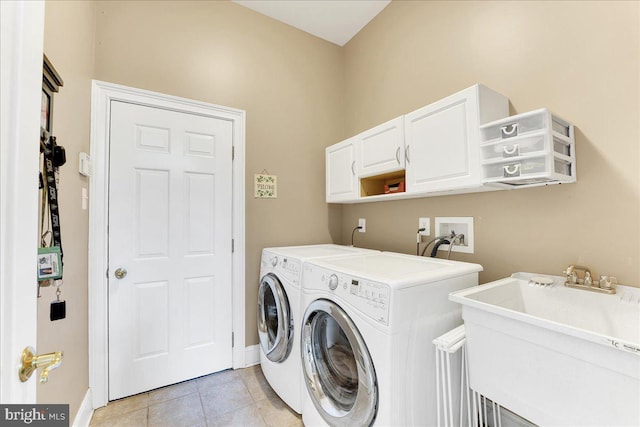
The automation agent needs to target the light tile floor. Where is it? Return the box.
[90,365,303,427]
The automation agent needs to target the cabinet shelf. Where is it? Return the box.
[360,170,406,198]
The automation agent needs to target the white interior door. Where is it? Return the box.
[108,101,233,400]
[0,1,44,403]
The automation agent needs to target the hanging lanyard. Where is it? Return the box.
[41,134,64,266]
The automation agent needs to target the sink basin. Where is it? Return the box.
[450,272,640,426]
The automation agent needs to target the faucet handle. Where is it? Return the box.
[563,264,574,276]
[563,265,578,283]
[599,276,617,290]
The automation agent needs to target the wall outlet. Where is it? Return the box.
[358,218,366,233]
[418,217,430,236]
[434,217,474,254]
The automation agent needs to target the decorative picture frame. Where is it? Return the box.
[41,54,63,133]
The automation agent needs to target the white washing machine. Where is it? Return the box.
[257,244,378,414]
[300,251,482,426]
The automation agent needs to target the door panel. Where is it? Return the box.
[405,89,480,193]
[357,116,404,178]
[185,276,216,347]
[326,137,357,202]
[135,169,169,257]
[108,100,233,400]
[135,281,169,358]
[409,101,469,185]
[0,0,43,403]
[185,173,215,254]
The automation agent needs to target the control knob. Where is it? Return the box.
[270,256,278,267]
[328,274,339,290]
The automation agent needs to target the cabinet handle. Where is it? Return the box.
[503,163,521,177]
[395,147,401,164]
[351,161,355,176]
[405,145,411,163]
[503,144,519,156]
[501,123,518,138]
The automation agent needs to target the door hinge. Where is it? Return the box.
[232,146,235,161]
[105,268,109,278]
[232,239,235,253]
[232,332,234,347]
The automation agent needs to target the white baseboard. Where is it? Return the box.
[244,344,260,367]
[72,389,94,427]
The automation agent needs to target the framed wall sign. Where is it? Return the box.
[254,173,277,198]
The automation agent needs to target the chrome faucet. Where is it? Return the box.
[562,264,616,294]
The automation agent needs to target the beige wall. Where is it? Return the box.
[39,0,95,422]
[92,0,344,346]
[341,0,640,287]
[36,2,638,417]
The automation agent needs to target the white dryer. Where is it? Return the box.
[257,244,378,414]
[300,251,482,426]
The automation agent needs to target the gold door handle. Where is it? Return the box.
[19,346,63,384]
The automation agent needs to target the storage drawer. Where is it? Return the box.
[483,156,571,182]
[480,108,573,143]
[480,132,571,161]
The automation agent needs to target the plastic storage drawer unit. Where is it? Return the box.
[479,108,576,187]
[482,156,572,186]
[480,132,572,161]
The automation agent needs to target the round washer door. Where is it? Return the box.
[301,298,377,426]
[257,273,293,362]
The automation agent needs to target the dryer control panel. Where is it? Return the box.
[304,264,391,326]
[261,252,302,288]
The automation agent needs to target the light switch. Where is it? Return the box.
[82,187,88,210]
[79,152,92,177]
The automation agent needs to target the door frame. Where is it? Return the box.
[88,80,246,408]
[0,0,45,403]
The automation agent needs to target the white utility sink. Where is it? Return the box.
[450,272,640,426]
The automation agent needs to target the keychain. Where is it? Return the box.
[50,279,66,321]
[37,279,51,298]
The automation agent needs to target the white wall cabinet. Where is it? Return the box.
[326,84,515,203]
[326,136,358,202]
[404,85,509,193]
[357,116,405,178]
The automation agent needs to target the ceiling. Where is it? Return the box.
[232,0,391,46]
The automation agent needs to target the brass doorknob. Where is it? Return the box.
[19,347,63,383]
[114,268,127,279]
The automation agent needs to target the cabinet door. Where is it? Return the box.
[357,116,405,178]
[326,137,358,203]
[405,85,507,193]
